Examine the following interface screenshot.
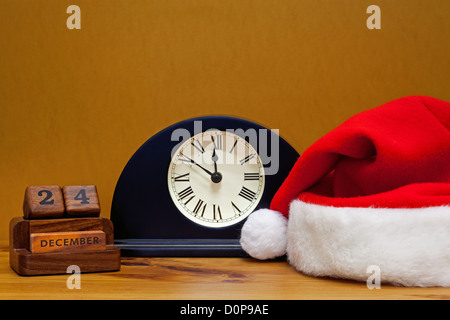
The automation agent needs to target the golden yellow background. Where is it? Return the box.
[1,0,449,240]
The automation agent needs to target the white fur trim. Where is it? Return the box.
[240,209,288,260]
[288,200,450,287]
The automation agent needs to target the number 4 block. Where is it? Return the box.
[62,185,101,217]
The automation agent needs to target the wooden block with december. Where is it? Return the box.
[30,231,106,253]
[9,216,121,275]
[23,185,65,219]
[62,185,101,217]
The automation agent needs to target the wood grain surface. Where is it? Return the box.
[1,241,449,300]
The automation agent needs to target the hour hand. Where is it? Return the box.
[210,137,222,183]
[211,148,218,174]
[211,136,221,171]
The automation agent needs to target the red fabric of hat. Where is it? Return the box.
[240,96,450,287]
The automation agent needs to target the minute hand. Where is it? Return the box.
[180,154,213,176]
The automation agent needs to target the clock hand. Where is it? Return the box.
[210,137,222,183]
[211,146,218,174]
[180,154,214,176]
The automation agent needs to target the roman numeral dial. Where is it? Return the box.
[168,130,265,228]
[238,186,257,202]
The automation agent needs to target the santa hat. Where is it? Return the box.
[240,95,450,287]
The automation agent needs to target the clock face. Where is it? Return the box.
[168,130,265,228]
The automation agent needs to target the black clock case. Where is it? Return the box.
[110,116,299,257]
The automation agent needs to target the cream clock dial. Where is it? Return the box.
[168,130,265,228]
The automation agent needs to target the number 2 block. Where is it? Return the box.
[23,185,65,219]
[62,185,100,217]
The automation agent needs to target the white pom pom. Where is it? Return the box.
[240,208,288,260]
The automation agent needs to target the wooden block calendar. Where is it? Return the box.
[10,185,121,276]
[30,230,107,253]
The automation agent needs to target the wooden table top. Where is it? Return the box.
[1,241,449,300]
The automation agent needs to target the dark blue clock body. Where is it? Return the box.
[110,116,299,256]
